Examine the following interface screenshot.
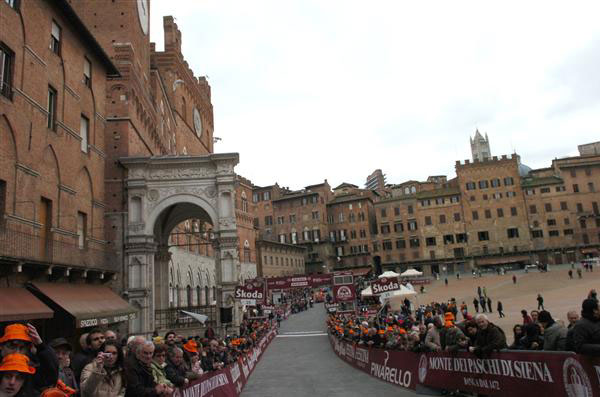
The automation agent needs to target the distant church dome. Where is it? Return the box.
[518,163,532,177]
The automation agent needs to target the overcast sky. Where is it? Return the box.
[150,1,600,190]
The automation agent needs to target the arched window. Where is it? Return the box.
[205,286,209,306]
[174,285,180,307]
[181,96,187,122]
[196,286,201,306]
[241,191,248,212]
[212,286,217,304]
[186,285,192,307]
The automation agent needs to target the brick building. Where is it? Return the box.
[0,0,134,338]
[326,183,377,269]
[256,240,305,278]
[371,150,600,275]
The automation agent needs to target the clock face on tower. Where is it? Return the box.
[137,0,149,35]
[193,108,202,137]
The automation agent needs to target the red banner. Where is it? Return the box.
[234,280,266,304]
[328,333,600,396]
[265,274,333,290]
[172,327,278,397]
[418,350,600,397]
[371,277,400,295]
[329,334,417,389]
[332,284,356,302]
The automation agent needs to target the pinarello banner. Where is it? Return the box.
[328,333,600,397]
[234,280,266,304]
[265,274,333,290]
[418,350,600,397]
[333,284,355,302]
[172,327,278,397]
[371,277,400,296]
[329,333,417,390]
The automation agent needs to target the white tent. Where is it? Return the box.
[378,271,400,279]
[361,286,373,297]
[400,268,423,277]
[384,286,418,311]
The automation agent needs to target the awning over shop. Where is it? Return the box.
[0,288,54,322]
[476,255,531,266]
[28,282,137,328]
[350,267,372,276]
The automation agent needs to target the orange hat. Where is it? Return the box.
[377,329,385,335]
[398,328,407,335]
[386,326,393,332]
[0,353,35,374]
[183,340,198,354]
[445,320,454,328]
[0,324,33,344]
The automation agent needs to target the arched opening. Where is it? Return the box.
[186,285,192,307]
[196,285,201,306]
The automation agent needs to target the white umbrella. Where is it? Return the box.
[180,310,208,324]
[400,268,423,277]
[378,271,400,279]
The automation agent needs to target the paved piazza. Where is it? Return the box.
[242,304,416,397]
[422,264,600,336]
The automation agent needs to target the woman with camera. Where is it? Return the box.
[80,341,125,397]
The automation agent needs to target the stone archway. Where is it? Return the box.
[120,154,240,335]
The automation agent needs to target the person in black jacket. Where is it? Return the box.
[571,299,600,356]
[164,347,189,388]
[124,341,170,396]
[469,314,507,358]
[71,328,105,384]
[0,323,58,396]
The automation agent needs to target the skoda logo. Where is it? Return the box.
[563,357,592,397]
[418,354,428,383]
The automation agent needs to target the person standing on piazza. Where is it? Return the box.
[0,323,58,396]
[537,294,545,310]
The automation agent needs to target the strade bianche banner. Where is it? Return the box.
[172,328,277,397]
[418,351,600,397]
[329,334,417,390]
[328,333,600,397]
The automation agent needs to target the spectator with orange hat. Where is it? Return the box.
[0,323,58,396]
[0,353,36,397]
[182,340,203,377]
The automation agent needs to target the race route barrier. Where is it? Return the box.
[329,333,600,397]
[172,328,278,397]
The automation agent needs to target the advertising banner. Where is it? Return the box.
[234,280,266,305]
[333,284,355,302]
[173,327,278,397]
[329,333,417,390]
[265,274,333,290]
[328,332,600,397]
[370,276,401,298]
[417,350,600,397]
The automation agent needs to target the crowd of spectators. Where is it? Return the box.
[0,315,277,396]
[328,281,600,359]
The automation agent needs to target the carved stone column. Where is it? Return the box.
[154,245,172,313]
[125,236,157,335]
